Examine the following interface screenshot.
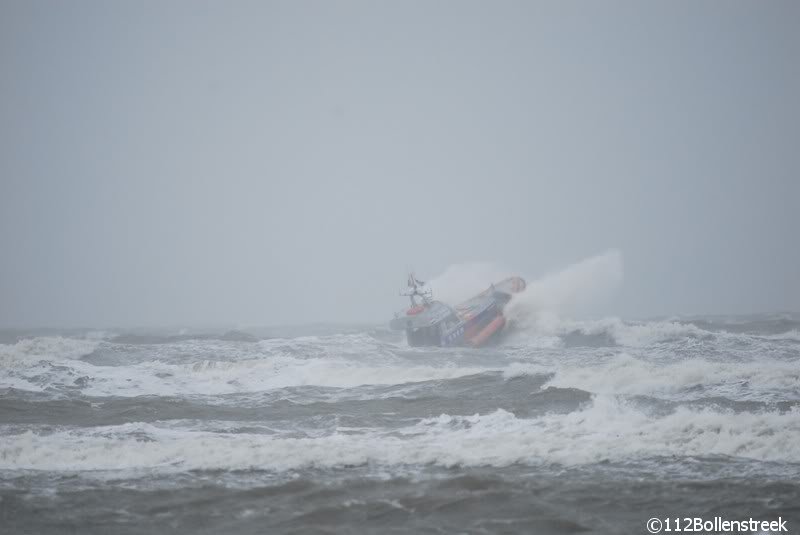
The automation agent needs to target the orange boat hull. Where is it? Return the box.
[468,315,506,347]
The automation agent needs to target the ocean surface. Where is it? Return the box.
[1,315,799,534]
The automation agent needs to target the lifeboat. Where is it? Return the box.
[389,272,525,347]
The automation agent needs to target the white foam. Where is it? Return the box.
[104,356,491,397]
[2,331,795,403]
[0,337,102,392]
[573,317,713,346]
[530,353,800,401]
[0,337,100,363]
[505,316,719,347]
[115,358,486,397]
[256,333,398,360]
[3,398,798,472]
[0,339,493,397]
[763,330,800,342]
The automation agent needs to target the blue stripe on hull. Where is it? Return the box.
[442,304,499,346]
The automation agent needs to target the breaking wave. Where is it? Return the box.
[0,335,492,397]
[1,323,797,402]
[0,336,100,363]
[3,397,798,473]
[503,354,800,402]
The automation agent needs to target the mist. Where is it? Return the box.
[1,0,798,328]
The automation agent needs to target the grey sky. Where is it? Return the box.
[1,0,798,327]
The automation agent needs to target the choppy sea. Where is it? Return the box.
[1,315,799,534]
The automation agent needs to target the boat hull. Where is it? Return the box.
[468,315,506,347]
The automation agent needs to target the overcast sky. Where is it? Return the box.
[1,0,798,328]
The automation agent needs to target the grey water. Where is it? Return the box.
[1,315,799,534]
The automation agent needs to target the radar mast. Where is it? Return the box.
[401,273,432,308]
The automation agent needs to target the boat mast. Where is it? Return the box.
[401,273,432,308]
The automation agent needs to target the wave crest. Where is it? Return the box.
[4,398,798,472]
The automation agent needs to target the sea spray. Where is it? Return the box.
[505,249,624,331]
[426,262,514,306]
